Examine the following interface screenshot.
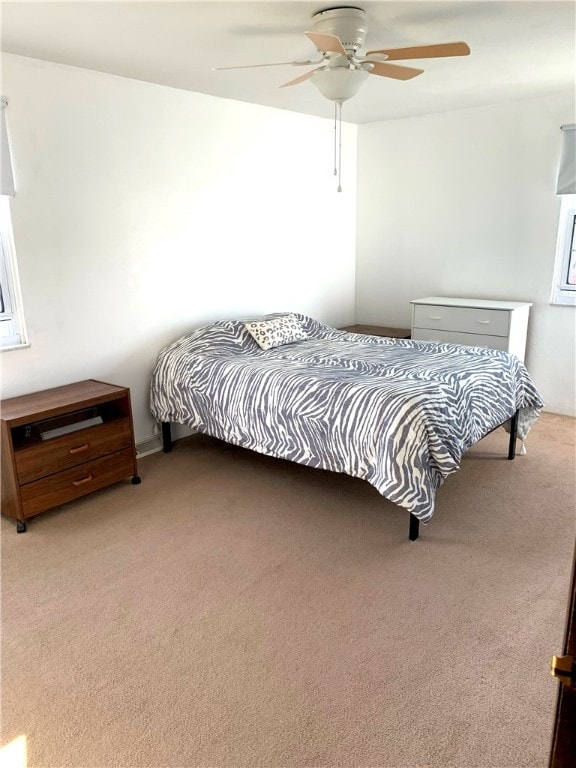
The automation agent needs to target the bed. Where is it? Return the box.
[150,312,544,540]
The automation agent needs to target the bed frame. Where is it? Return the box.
[160,409,520,542]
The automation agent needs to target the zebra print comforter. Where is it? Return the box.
[150,313,543,522]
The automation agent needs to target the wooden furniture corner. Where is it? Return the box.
[339,324,411,339]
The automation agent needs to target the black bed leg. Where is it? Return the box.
[162,422,172,453]
[508,409,519,460]
[409,513,420,541]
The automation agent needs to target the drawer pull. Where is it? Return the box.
[476,319,491,324]
[72,475,93,487]
[69,444,89,455]
[429,315,443,320]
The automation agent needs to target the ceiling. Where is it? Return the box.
[1,1,575,124]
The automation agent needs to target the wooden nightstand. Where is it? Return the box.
[1,380,140,532]
[339,324,411,339]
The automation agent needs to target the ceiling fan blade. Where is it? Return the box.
[368,62,424,80]
[279,68,322,88]
[213,59,320,71]
[305,31,348,57]
[366,41,470,60]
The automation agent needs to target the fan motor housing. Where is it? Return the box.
[311,7,367,53]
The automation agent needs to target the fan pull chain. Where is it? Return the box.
[331,101,344,192]
[333,102,338,177]
[337,101,342,193]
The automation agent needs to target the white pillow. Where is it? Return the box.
[244,314,309,350]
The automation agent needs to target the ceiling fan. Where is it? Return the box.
[215,6,470,192]
[215,6,471,104]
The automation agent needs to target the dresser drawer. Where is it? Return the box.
[15,418,132,484]
[412,305,510,337]
[20,448,136,518]
[412,327,510,351]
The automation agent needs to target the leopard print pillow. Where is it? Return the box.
[244,314,310,350]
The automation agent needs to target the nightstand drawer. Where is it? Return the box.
[15,418,133,484]
[20,448,135,518]
[412,305,510,337]
[412,327,510,351]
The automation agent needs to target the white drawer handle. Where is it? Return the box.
[72,475,93,487]
[429,315,443,320]
[476,320,491,324]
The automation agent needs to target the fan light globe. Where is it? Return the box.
[311,67,369,102]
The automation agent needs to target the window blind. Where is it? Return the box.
[1,97,15,197]
[557,123,576,195]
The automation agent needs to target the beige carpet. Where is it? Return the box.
[1,412,575,768]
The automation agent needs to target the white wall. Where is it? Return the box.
[0,54,358,442]
[3,53,573,438]
[356,92,576,416]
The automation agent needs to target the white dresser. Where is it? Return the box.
[410,297,532,362]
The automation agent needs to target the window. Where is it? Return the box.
[551,194,576,306]
[0,196,28,349]
[0,96,27,350]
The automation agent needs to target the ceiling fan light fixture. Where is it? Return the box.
[311,67,369,102]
